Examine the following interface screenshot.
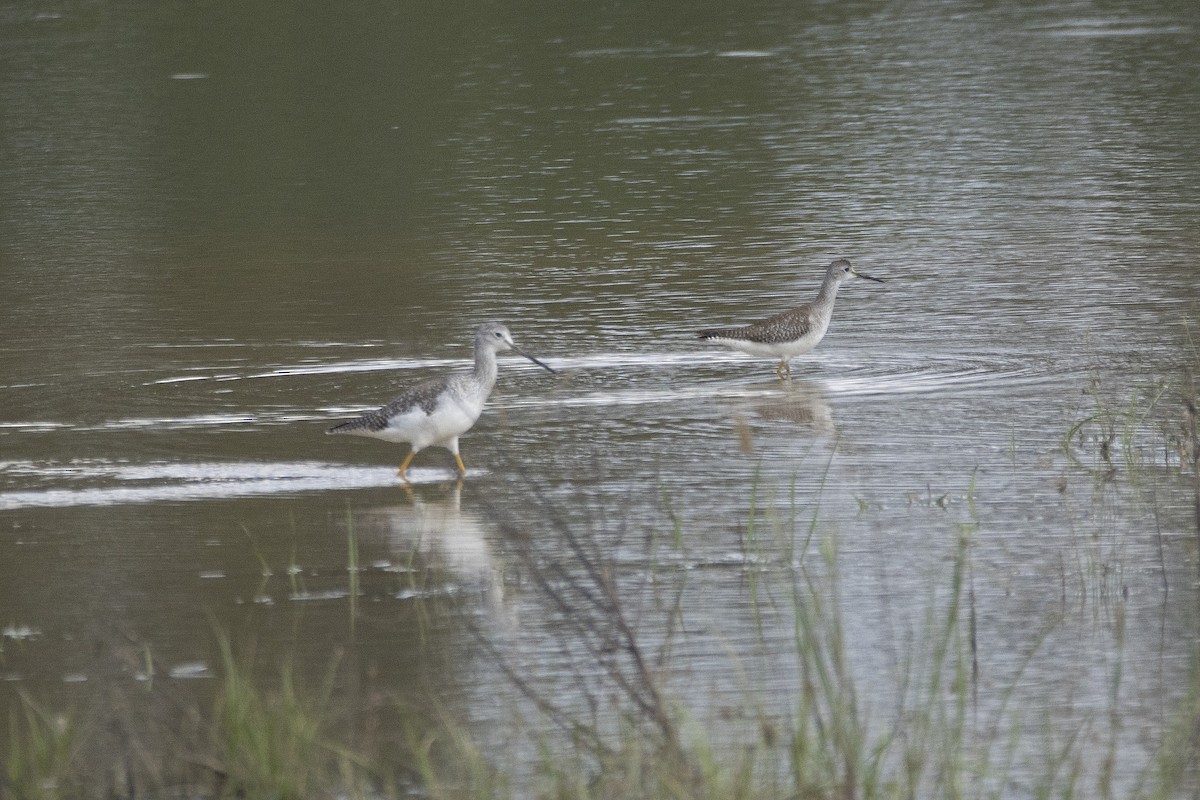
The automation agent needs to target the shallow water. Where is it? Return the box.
[2,0,1200,793]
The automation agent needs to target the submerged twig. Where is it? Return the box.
[1183,371,1200,589]
[465,442,684,761]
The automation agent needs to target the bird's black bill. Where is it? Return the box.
[515,347,556,373]
[855,271,884,283]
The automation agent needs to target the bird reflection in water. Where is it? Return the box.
[355,483,508,619]
[731,379,835,455]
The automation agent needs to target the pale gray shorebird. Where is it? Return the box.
[327,323,555,480]
[698,258,883,380]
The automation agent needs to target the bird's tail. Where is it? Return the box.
[326,417,370,435]
[698,327,742,341]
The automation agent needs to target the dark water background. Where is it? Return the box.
[2,0,1199,791]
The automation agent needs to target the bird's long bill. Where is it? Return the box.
[852,269,884,283]
[514,346,557,373]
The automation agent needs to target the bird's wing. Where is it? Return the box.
[328,375,452,434]
[377,375,454,419]
[746,309,812,343]
[700,308,812,343]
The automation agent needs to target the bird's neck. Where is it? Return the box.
[472,343,499,387]
[815,277,842,306]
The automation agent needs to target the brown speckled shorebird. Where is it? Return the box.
[699,258,883,380]
[327,323,555,480]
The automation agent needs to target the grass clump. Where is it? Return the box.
[1150,659,1200,796]
[4,689,80,800]
[416,459,1200,800]
[208,632,335,799]
[1062,374,1169,475]
[0,633,388,800]
[3,452,1200,799]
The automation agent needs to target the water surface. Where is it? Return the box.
[2,0,1199,792]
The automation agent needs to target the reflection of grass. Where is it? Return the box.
[4,470,1199,798]
[1183,369,1200,550]
[1064,365,1200,600]
[346,507,360,636]
[435,471,1197,800]
[1063,374,1169,476]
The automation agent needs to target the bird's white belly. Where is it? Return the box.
[379,396,484,450]
[717,338,813,358]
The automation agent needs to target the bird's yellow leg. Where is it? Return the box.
[453,452,468,477]
[396,450,416,480]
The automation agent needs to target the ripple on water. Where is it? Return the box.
[0,461,442,510]
[508,349,1059,406]
[9,349,1057,439]
[1032,18,1188,38]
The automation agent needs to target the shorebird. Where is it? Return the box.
[698,258,883,379]
[327,323,555,480]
